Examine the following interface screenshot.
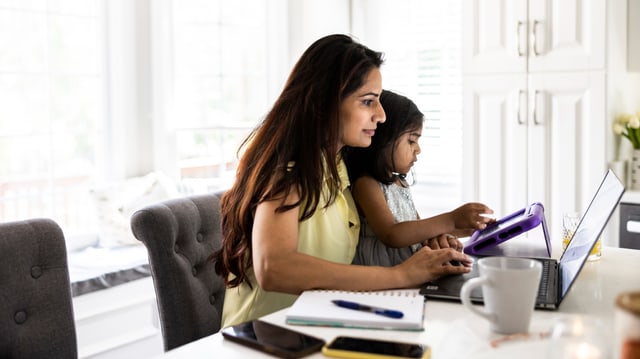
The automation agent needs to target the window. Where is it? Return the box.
[0,0,104,234]
[353,0,463,216]
[0,0,461,240]
[153,0,272,191]
[0,0,274,238]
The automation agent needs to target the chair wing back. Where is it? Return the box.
[130,192,226,351]
[0,218,77,359]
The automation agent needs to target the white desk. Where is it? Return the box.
[155,247,640,358]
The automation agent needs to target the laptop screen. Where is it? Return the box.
[558,169,625,299]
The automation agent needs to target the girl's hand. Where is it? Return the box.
[422,234,464,252]
[451,202,495,231]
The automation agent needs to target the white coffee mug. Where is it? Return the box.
[460,256,542,334]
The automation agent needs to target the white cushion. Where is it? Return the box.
[90,172,180,248]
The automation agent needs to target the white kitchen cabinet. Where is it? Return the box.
[463,0,605,74]
[463,72,605,237]
[526,72,605,225]
[462,74,528,216]
[462,0,607,240]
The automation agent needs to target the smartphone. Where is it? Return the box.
[322,336,431,359]
[220,319,325,358]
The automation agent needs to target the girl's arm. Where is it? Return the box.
[352,176,494,248]
[251,187,472,295]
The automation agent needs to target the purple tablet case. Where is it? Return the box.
[463,202,551,257]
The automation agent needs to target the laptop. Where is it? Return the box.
[420,169,625,310]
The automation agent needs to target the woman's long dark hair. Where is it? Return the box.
[212,34,384,288]
[344,89,424,186]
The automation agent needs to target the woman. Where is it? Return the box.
[212,34,474,327]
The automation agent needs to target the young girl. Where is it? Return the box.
[345,89,494,266]
[212,36,475,328]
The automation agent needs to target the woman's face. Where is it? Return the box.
[391,127,422,175]
[337,68,385,151]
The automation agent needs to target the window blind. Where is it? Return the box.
[355,0,463,216]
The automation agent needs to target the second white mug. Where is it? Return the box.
[460,256,542,334]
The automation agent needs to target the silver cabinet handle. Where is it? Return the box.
[517,90,525,125]
[531,20,541,56]
[532,90,541,125]
[517,21,525,57]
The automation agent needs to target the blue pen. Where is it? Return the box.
[331,299,404,319]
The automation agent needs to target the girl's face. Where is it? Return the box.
[337,68,385,151]
[391,127,422,175]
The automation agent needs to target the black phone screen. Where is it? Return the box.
[325,336,428,358]
[221,320,325,359]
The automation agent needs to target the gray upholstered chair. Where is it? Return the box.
[130,191,226,351]
[0,218,77,358]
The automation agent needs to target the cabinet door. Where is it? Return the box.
[528,0,605,72]
[462,0,527,74]
[528,72,606,237]
[463,0,606,74]
[462,74,528,216]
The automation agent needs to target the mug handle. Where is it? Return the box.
[460,276,495,322]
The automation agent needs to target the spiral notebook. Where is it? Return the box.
[285,289,425,331]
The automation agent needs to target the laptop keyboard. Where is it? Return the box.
[537,260,551,299]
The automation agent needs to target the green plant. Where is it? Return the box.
[613,112,640,149]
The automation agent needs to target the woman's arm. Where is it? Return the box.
[352,176,494,248]
[251,188,472,295]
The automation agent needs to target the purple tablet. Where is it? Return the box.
[463,202,551,257]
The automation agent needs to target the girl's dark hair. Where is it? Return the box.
[345,89,424,185]
[212,34,384,288]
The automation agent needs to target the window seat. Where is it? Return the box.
[68,245,151,297]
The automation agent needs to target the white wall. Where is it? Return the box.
[604,0,640,246]
[105,0,155,179]
[628,0,640,73]
[607,0,640,163]
[287,0,351,64]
